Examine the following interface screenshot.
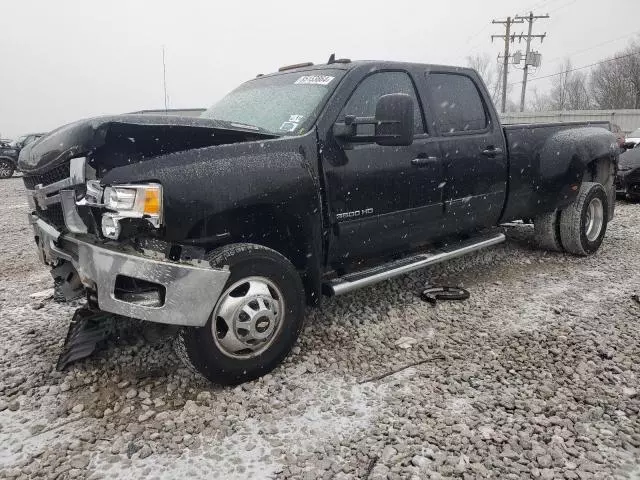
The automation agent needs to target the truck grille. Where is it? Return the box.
[23,163,71,190]
[35,204,66,230]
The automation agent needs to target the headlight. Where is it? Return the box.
[100,183,163,239]
[102,184,162,220]
[105,187,137,210]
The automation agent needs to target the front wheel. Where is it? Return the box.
[175,243,305,385]
[0,159,15,179]
[559,182,609,256]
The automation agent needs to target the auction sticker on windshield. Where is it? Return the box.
[294,75,335,85]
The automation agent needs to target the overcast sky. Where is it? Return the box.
[1,0,638,138]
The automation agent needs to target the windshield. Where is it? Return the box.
[201,69,344,135]
[630,128,640,138]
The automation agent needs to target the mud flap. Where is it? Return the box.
[56,306,117,371]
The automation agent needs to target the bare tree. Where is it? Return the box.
[565,71,591,109]
[528,87,552,111]
[466,53,506,106]
[622,40,640,108]
[466,53,493,83]
[549,59,571,110]
[590,40,640,109]
[548,59,591,110]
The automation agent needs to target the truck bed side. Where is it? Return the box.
[500,121,616,222]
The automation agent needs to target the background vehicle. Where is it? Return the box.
[616,146,640,201]
[19,59,618,384]
[0,132,46,178]
[611,123,625,148]
[0,142,20,179]
[12,132,45,149]
[626,128,640,148]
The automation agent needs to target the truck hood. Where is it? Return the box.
[18,114,279,175]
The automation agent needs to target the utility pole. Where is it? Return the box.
[492,17,524,113]
[514,12,549,111]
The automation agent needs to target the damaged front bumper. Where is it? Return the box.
[30,215,230,327]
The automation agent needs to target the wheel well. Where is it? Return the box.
[0,156,16,166]
[584,157,612,184]
[188,206,322,305]
[584,156,615,219]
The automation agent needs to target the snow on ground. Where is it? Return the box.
[0,175,639,479]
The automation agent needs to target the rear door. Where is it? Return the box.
[322,70,443,263]
[425,72,507,233]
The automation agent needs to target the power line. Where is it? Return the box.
[508,49,640,86]
[543,28,640,66]
[546,0,577,14]
[518,0,554,15]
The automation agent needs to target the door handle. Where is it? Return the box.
[481,146,503,157]
[411,156,439,167]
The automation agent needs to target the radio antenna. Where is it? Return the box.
[162,45,169,112]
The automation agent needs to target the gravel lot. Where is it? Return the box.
[0,175,639,480]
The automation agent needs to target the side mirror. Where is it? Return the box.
[374,93,414,146]
[333,93,415,147]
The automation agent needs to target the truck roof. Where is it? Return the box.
[260,60,475,78]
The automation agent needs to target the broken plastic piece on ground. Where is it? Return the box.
[421,286,470,305]
[29,288,54,300]
[56,306,117,371]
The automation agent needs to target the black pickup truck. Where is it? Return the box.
[19,59,618,384]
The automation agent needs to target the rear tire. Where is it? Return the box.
[0,159,15,179]
[175,243,305,385]
[534,210,563,252]
[559,182,608,256]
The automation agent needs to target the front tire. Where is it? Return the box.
[176,243,305,385]
[0,159,15,179]
[559,182,608,256]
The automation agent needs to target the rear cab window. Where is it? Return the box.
[427,73,488,134]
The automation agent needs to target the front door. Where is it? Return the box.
[322,71,444,264]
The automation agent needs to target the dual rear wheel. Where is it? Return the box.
[534,182,609,256]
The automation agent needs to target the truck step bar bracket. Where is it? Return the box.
[324,232,506,296]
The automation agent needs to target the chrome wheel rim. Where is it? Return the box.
[211,276,285,359]
[0,161,12,177]
[585,197,604,242]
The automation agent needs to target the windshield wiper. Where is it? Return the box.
[207,118,280,136]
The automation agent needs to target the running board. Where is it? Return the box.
[324,232,506,296]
